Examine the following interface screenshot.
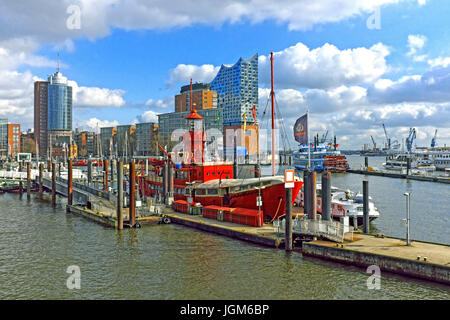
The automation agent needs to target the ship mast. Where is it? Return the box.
[270,52,276,176]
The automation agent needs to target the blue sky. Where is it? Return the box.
[1,0,450,149]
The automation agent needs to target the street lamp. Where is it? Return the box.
[403,192,411,246]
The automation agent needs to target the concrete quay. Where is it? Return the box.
[302,234,450,285]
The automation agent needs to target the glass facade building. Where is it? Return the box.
[47,71,72,131]
[210,54,258,126]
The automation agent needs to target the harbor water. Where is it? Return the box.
[0,188,449,299]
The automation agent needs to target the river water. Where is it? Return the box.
[0,156,449,299]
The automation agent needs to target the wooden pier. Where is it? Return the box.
[347,169,450,184]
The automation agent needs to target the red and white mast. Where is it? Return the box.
[270,52,276,176]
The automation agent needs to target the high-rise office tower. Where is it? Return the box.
[34,81,48,157]
[34,64,73,158]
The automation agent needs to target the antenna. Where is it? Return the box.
[57,52,60,73]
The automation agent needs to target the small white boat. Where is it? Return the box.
[296,185,380,224]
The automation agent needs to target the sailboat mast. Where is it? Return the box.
[270,52,275,176]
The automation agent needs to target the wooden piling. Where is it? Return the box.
[87,159,92,184]
[321,171,331,221]
[129,160,136,227]
[363,180,369,234]
[117,160,123,230]
[103,159,109,192]
[303,170,310,216]
[285,187,293,252]
[19,161,23,194]
[27,162,31,199]
[68,159,73,207]
[38,163,43,199]
[310,171,317,220]
[51,161,56,207]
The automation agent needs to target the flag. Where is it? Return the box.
[251,105,257,123]
[294,113,308,144]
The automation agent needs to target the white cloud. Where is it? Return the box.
[68,80,126,108]
[367,66,450,104]
[168,64,220,86]
[407,34,427,59]
[417,0,427,6]
[0,0,408,44]
[145,97,172,109]
[259,42,390,89]
[137,110,160,123]
[76,117,120,132]
[428,57,450,68]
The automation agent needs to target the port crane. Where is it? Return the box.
[382,124,391,150]
[431,129,437,147]
[319,130,328,143]
[381,123,400,150]
[370,135,377,150]
[405,128,416,153]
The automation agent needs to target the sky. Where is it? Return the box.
[1,0,450,150]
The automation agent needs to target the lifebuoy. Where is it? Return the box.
[162,216,171,224]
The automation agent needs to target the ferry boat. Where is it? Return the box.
[293,143,349,172]
[295,184,380,224]
[383,154,435,171]
[415,146,450,171]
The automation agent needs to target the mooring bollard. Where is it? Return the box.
[103,159,109,192]
[363,180,369,234]
[129,160,136,227]
[39,163,43,199]
[52,161,56,207]
[27,162,31,199]
[285,187,293,252]
[117,160,123,230]
[321,171,331,221]
[68,159,73,208]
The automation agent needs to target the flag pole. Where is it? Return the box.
[307,109,311,170]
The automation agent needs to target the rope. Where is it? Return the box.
[269,197,283,223]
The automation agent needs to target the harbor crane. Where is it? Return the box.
[319,130,328,143]
[382,123,391,150]
[370,135,377,150]
[382,123,401,150]
[431,129,438,148]
[405,128,416,153]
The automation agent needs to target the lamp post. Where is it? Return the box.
[403,192,411,246]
